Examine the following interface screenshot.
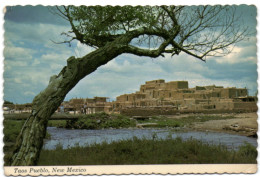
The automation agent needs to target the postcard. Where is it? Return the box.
[1,3,258,176]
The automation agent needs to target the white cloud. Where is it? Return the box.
[4,45,34,60]
[4,60,28,70]
[32,59,40,66]
[39,52,70,62]
[50,63,64,70]
[214,46,256,64]
[3,9,257,103]
[210,37,257,64]
[13,77,22,84]
[5,20,71,45]
[66,46,257,101]
[24,91,36,96]
[74,42,95,58]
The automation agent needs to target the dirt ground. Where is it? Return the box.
[190,113,258,137]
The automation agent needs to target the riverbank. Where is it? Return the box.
[43,127,257,151]
[189,113,258,137]
[38,136,257,165]
[3,112,257,165]
[3,119,51,165]
[4,112,257,139]
[61,112,258,137]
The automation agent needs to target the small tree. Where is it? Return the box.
[10,5,249,166]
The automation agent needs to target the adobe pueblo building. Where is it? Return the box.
[112,79,257,116]
[3,79,256,115]
[59,97,111,114]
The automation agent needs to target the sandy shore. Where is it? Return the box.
[190,113,258,137]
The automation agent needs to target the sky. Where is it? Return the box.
[3,5,257,104]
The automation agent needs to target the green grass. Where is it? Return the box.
[4,114,256,166]
[137,115,236,128]
[180,115,236,123]
[3,119,62,144]
[64,113,236,130]
[3,119,57,165]
[4,112,78,120]
[65,112,136,129]
[3,120,25,143]
[48,120,67,127]
[38,136,257,165]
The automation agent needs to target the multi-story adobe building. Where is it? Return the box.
[112,79,257,112]
[58,96,112,114]
[3,80,257,115]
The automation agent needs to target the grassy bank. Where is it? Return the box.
[3,119,52,165]
[48,120,67,127]
[136,115,236,128]
[4,113,237,130]
[64,112,236,129]
[3,120,25,165]
[65,112,136,129]
[3,113,256,166]
[38,136,257,165]
[3,119,25,143]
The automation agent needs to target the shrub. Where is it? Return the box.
[65,112,136,129]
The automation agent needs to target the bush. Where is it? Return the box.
[65,112,136,129]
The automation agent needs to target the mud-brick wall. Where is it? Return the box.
[116,94,128,102]
[221,88,248,98]
[215,101,234,110]
[145,79,165,85]
[120,108,178,116]
[166,81,188,90]
[120,107,254,116]
[233,102,258,111]
[177,81,189,89]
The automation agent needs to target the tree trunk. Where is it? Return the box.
[10,37,130,166]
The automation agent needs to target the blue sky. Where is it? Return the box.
[3,5,257,104]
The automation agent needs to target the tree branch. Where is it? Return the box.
[125,34,176,58]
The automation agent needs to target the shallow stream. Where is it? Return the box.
[43,127,257,151]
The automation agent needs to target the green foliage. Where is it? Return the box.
[181,115,235,123]
[46,114,237,129]
[237,142,258,158]
[3,119,53,165]
[58,5,249,60]
[38,137,257,165]
[137,115,236,128]
[3,119,66,144]
[48,120,67,127]
[3,120,24,143]
[55,143,64,151]
[45,131,51,139]
[4,100,14,104]
[65,112,136,129]
[70,6,158,36]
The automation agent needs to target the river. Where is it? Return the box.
[43,127,257,150]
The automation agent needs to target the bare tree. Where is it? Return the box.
[10,5,249,166]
